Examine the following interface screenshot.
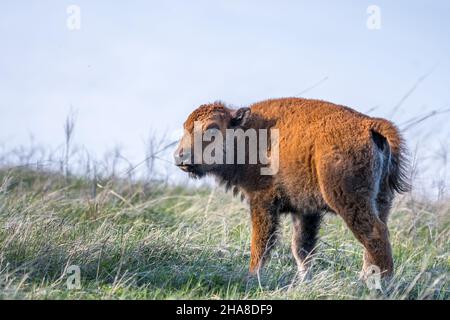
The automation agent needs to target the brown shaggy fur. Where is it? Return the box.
[174,97,409,278]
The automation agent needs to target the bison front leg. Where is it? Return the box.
[249,203,279,275]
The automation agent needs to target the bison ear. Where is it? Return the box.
[230,107,251,127]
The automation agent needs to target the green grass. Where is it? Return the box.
[0,168,448,299]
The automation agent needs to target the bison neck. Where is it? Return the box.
[210,164,273,194]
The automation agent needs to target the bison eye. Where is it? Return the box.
[205,124,219,131]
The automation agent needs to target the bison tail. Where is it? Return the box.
[370,119,411,194]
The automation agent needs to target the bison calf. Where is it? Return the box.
[174,98,409,279]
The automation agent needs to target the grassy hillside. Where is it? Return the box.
[0,168,448,299]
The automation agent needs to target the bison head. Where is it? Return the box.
[174,102,251,178]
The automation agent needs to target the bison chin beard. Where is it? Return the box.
[181,165,206,179]
[188,170,205,179]
[186,164,221,179]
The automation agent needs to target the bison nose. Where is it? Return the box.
[174,148,191,165]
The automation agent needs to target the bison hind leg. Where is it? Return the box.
[291,212,322,279]
[329,195,394,278]
[317,153,394,278]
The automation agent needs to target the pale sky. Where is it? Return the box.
[1,0,449,193]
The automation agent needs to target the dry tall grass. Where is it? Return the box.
[0,110,448,300]
[0,166,448,299]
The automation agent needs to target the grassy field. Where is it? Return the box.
[0,168,448,300]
